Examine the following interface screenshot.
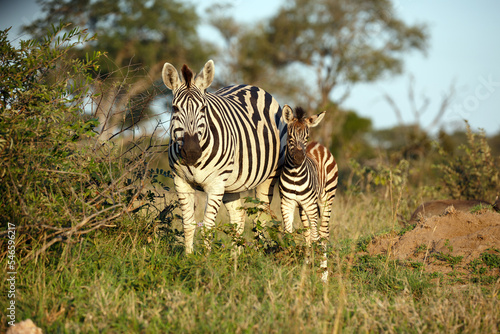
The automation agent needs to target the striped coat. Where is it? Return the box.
[279,105,338,280]
[162,60,287,254]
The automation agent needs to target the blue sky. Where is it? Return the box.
[2,0,500,135]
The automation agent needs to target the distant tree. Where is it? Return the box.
[488,130,500,157]
[438,128,467,155]
[381,74,457,161]
[205,4,305,104]
[383,74,456,130]
[266,0,427,104]
[330,108,373,160]
[222,0,428,147]
[372,124,432,161]
[24,0,215,141]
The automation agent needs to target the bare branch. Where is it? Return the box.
[383,93,405,125]
[429,80,457,130]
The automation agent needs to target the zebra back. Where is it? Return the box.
[305,141,338,202]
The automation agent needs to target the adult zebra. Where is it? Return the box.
[279,105,338,281]
[162,60,287,254]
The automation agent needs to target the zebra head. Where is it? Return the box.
[282,105,326,166]
[162,60,215,166]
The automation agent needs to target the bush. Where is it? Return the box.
[0,24,163,260]
[433,121,499,201]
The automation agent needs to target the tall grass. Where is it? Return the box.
[2,195,499,333]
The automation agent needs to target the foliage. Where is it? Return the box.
[233,0,427,108]
[0,25,160,260]
[25,0,213,72]
[23,0,216,140]
[433,253,463,270]
[481,249,500,269]
[467,249,500,283]
[433,122,499,200]
[1,24,99,229]
[371,124,432,161]
[346,158,409,196]
[240,196,305,255]
[330,109,373,158]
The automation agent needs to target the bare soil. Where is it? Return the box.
[367,207,500,278]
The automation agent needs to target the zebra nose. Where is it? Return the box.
[180,133,202,166]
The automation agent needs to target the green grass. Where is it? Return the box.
[2,200,500,333]
[433,252,464,269]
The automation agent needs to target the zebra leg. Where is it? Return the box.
[298,207,310,244]
[311,203,321,243]
[298,206,312,264]
[319,199,333,241]
[223,193,245,252]
[280,196,296,234]
[254,178,277,238]
[301,204,321,268]
[319,200,335,282]
[201,183,225,252]
[174,176,197,255]
[299,204,319,247]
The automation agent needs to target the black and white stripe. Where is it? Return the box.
[279,105,338,281]
[163,60,287,253]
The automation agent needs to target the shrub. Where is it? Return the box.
[433,121,499,201]
[0,24,162,260]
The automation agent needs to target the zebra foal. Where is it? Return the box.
[162,60,287,254]
[279,105,338,281]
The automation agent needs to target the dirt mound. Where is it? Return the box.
[368,208,500,276]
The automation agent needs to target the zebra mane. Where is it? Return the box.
[181,64,194,88]
[295,106,306,121]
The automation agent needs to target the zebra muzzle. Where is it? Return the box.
[290,145,306,166]
[180,133,202,166]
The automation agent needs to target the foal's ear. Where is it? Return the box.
[282,105,295,124]
[195,59,215,91]
[162,62,181,91]
[306,111,326,128]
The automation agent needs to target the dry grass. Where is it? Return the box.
[2,189,499,333]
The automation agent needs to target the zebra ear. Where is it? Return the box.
[282,105,295,124]
[306,111,326,128]
[162,62,181,91]
[195,60,215,91]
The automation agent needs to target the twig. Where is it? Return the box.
[38,168,90,178]
[24,203,124,262]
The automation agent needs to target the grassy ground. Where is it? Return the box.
[1,194,499,333]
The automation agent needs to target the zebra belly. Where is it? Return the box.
[172,159,273,194]
[223,148,279,193]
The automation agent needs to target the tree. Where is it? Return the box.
[205,4,306,104]
[24,0,215,141]
[330,108,373,160]
[267,0,427,105]
[230,0,428,147]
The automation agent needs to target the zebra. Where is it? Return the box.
[162,60,287,254]
[279,105,338,281]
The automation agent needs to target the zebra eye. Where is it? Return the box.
[172,105,179,113]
